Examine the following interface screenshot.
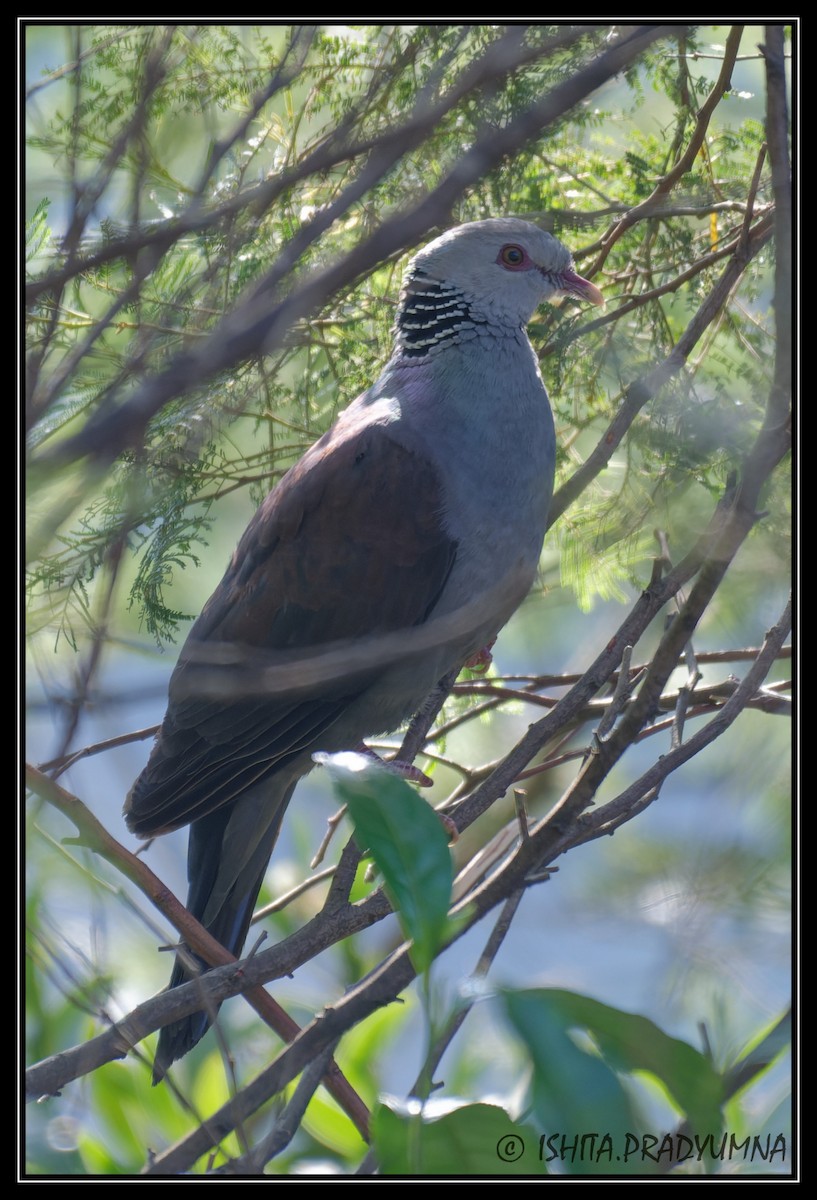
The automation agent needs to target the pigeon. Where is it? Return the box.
[124,217,603,1079]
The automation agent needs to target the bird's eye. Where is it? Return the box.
[499,244,526,269]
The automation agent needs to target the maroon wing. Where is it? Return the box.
[125,414,457,836]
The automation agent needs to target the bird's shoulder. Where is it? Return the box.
[189,401,458,650]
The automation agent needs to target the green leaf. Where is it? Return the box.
[503,989,725,1175]
[726,1009,792,1099]
[323,756,452,973]
[503,989,636,1176]
[301,1091,369,1162]
[372,1102,544,1176]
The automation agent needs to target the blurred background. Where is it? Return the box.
[24,23,792,1176]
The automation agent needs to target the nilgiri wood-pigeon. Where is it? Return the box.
[124,217,603,1079]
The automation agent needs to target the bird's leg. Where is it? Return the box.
[463,637,496,673]
[353,744,457,843]
[354,743,434,788]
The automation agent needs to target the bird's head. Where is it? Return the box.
[404,217,603,332]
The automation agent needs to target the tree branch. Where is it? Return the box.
[33,25,671,473]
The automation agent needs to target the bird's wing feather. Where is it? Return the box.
[125,416,457,836]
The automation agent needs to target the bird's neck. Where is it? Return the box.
[394,268,520,360]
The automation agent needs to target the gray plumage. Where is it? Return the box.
[124,217,603,1080]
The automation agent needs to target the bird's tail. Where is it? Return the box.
[153,779,296,1083]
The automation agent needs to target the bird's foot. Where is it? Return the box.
[463,638,496,673]
[439,812,459,843]
[354,743,433,788]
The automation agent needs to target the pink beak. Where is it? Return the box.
[556,268,605,308]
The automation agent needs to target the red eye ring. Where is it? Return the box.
[499,244,526,269]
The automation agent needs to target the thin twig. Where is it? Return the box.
[24,764,370,1141]
[214,1043,338,1175]
[588,25,745,274]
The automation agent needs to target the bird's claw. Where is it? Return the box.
[354,743,433,787]
[464,638,496,673]
[439,812,458,843]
